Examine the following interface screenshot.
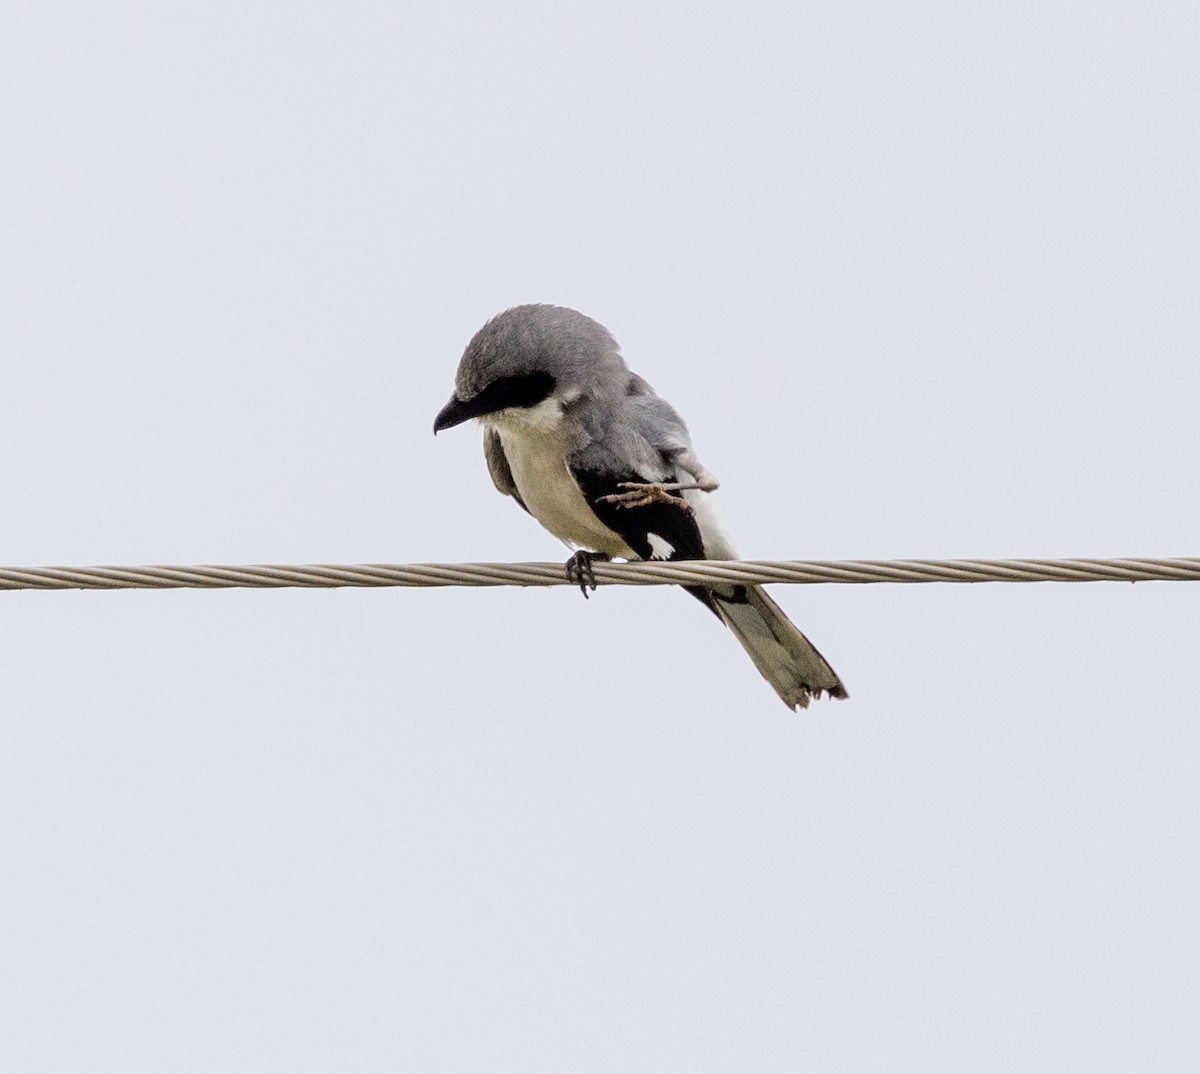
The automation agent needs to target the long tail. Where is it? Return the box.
[709,585,848,710]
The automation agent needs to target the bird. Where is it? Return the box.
[433,304,847,710]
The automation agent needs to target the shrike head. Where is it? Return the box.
[433,304,627,433]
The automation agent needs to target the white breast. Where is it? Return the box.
[488,402,635,558]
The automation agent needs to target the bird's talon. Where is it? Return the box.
[596,483,693,512]
[565,551,609,598]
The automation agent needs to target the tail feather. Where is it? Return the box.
[712,586,847,710]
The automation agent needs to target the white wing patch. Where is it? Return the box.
[646,532,675,560]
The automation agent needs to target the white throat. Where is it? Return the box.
[486,396,565,434]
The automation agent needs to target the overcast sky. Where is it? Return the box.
[2,2,1198,1070]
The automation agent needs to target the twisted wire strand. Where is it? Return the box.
[1,557,1198,592]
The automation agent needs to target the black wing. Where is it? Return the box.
[569,444,722,615]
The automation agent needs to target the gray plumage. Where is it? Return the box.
[435,304,847,710]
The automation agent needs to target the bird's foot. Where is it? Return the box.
[565,550,611,598]
[597,482,695,512]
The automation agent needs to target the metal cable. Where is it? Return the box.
[1,557,1198,592]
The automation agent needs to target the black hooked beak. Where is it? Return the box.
[433,393,480,434]
[433,372,558,434]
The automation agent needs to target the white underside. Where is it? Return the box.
[487,403,636,558]
[683,486,738,560]
[486,399,738,562]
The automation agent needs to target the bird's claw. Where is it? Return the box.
[597,482,694,512]
[565,551,610,598]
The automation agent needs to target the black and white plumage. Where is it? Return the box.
[433,304,847,710]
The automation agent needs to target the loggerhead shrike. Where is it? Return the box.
[434,304,847,710]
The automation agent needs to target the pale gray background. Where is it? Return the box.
[2,2,1198,1070]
